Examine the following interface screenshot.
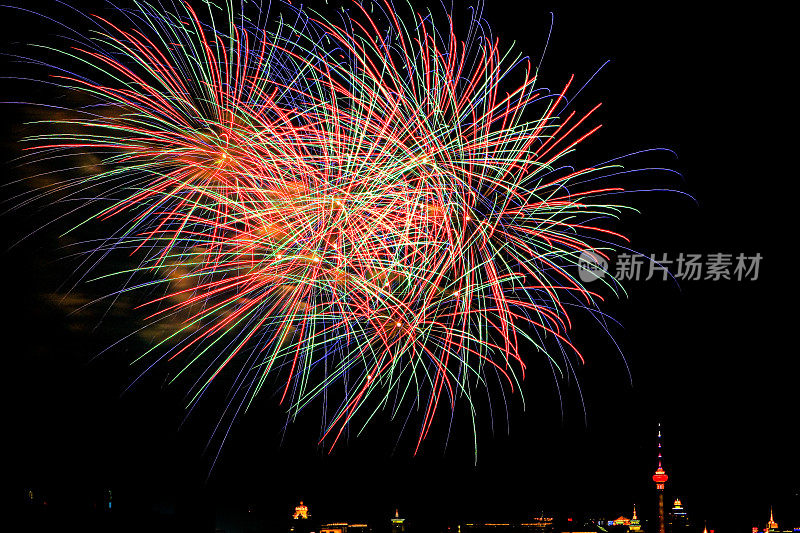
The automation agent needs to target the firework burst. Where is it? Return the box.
[12,0,657,459]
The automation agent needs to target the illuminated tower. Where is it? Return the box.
[630,505,642,532]
[652,424,669,533]
[766,507,778,532]
[391,509,406,533]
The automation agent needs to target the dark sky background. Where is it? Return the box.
[1,2,796,533]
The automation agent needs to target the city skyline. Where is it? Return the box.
[15,419,799,531]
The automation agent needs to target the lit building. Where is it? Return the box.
[652,424,669,533]
[531,515,556,533]
[610,516,631,527]
[290,501,314,533]
[629,505,642,532]
[765,507,779,532]
[321,522,348,533]
[321,522,371,533]
[586,506,640,533]
[601,506,642,532]
[668,498,691,532]
[350,523,371,533]
[294,501,311,520]
[392,509,407,533]
[458,522,543,533]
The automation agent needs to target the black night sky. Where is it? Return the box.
[2,2,796,533]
